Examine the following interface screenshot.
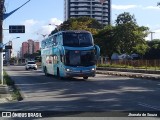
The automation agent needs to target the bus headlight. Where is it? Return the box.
[91,68,95,71]
[66,68,71,72]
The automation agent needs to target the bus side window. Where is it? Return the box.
[60,55,64,63]
[59,34,62,45]
[49,56,52,64]
[53,55,58,64]
[56,33,62,45]
[52,35,57,46]
[42,41,46,49]
[46,40,49,48]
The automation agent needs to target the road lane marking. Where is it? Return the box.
[138,102,160,111]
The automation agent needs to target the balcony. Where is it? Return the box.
[70,12,91,15]
[70,8,91,11]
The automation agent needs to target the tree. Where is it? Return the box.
[23,50,41,61]
[94,25,116,57]
[50,17,103,35]
[114,12,149,54]
[94,12,149,57]
[144,39,160,59]
[115,12,137,25]
[133,43,149,58]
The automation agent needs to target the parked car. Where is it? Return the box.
[25,61,37,70]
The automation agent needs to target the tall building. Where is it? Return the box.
[64,0,111,25]
[5,41,12,63]
[34,41,40,53]
[28,39,34,54]
[21,39,40,58]
[22,42,29,57]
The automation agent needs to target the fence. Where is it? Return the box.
[97,57,160,71]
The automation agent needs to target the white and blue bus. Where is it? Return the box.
[41,30,100,79]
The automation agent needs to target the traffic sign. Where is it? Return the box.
[3,49,7,52]
[5,45,12,49]
[9,25,25,33]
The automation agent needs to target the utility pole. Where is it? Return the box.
[0,0,30,85]
[150,31,155,41]
[0,0,4,85]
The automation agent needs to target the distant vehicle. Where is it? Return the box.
[10,63,14,65]
[41,30,100,79]
[25,61,37,70]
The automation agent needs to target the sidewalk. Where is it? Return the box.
[97,70,160,80]
[0,85,12,103]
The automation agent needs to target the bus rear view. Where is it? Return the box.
[41,30,100,79]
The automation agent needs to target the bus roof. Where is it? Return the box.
[41,30,92,42]
[60,30,91,34]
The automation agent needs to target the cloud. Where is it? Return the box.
[146,29,160,41]
[143,6,160,10]
[22,19,39,33]
[23,19,38,26]
[153,29,160,33]
[112,4,139,10]
[34,18,63,39]
[112,4,160,11]
[48,18,62,26]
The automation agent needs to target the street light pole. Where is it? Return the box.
[36,33,47,38]
[5,37,20,65]
[48,23,61,31]
[150,32,155,41]
[0,0,30,85]
[3,37,20,46]
[0,0,4,85]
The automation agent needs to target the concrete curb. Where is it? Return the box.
[97,67,160,74]
[96,71,160,80]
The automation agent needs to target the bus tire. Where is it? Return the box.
[44,67,48,76]
[83,77,88,79]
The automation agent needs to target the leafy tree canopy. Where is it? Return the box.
[94,12,149,58]
[50,17,103,35]
[115,12,137,25]
[144,39,160,59]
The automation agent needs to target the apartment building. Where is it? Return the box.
[21,39,40,58]
[22,42,29,57]
[64,0,111,25]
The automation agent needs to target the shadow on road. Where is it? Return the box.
[1,66,160,115]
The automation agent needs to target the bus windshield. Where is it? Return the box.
[65,50,95,67]
[63,32,93,47]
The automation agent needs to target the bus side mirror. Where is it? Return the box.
[94,45,100,61]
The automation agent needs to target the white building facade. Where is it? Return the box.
[64,0,111,25]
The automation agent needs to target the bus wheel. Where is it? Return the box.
[83,77,88,79]
[44,67,48,76]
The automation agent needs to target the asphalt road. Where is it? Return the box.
[1,66,160,118]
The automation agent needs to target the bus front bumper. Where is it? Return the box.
[65,70,96,77]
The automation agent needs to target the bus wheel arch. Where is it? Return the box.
[57,67,60,77]
[57,67,62,79]
[44,66,48,76]
[83,77,88,79]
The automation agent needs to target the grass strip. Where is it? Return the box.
[3,71,23,101]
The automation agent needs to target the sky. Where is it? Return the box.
[3,0,160,55]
